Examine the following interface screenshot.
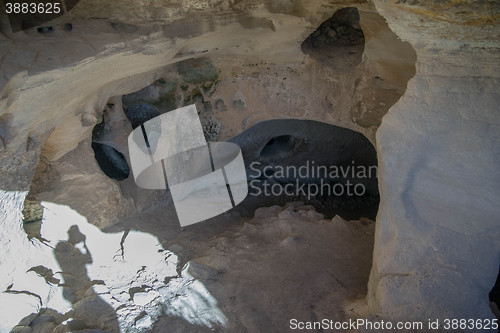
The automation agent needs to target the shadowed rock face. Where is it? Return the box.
[304,7,364,48]
[301,7,365,70]
[124,103,161,130]
[367,0,500,323]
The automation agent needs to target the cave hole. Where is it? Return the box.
[260,135,296,159]
[123,103,160,130]
[37,26,53,34]
[301,6,364,69]
[230,119,379,220]
[91,142,130,181]
[89,104,131,181]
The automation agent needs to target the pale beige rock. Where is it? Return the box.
[0,1,412,192]
[368,0,500,322]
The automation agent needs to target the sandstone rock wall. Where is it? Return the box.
[0,1,413,192]
[369,0,500,322]
[0,1,415,230]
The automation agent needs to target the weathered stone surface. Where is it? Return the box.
[21,200,44,224]
[0,0,412,191]
[368,0,500,323]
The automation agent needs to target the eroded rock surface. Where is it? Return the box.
[368,0,500,323]
[0,1,414,191]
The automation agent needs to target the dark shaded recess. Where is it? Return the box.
[260,135,296,159]
[215,98,227,111]
[230,119,379,220]
[37,26,53,34]
[124,103,160,129]
[490,268,500,316]
[0,113,15,148]
[91,106,112,142]
[301,7,364,68]
[91,142,130,181]
[91,121,105,141]
[307,7,364,47]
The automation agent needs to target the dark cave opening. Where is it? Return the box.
[90,104,131,181]
[123,103,161,130]
[91,142,130,181]
[230,119,379,221]
[260,135,296,159]
[37,26,53,34]
[301,6,365,70]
